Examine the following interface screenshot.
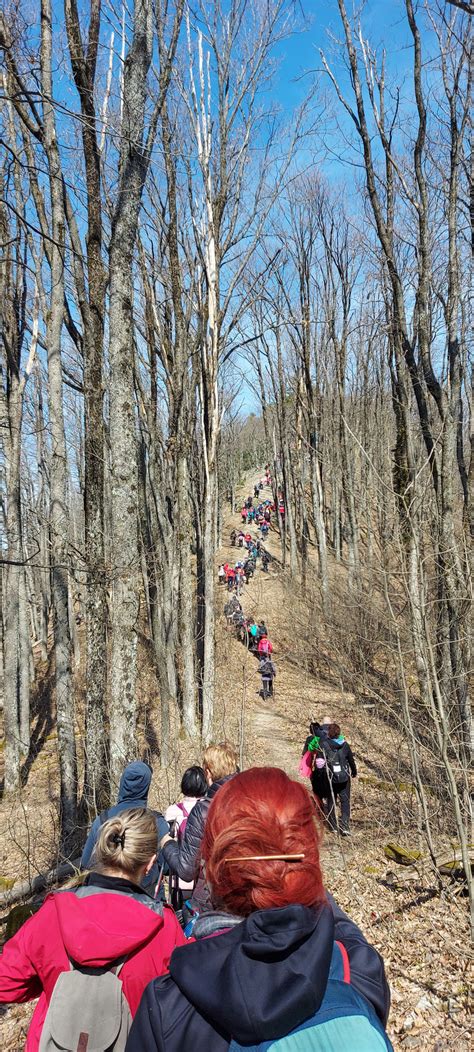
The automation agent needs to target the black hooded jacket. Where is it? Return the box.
[125,897,390,1052]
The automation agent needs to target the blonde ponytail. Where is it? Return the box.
[93,808,157,879]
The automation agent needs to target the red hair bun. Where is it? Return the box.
[202,767,325,916]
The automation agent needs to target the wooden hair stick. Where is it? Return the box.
[224,853,305,863]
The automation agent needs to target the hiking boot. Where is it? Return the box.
[340,828,351,836]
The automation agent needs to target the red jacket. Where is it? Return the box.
[0,875,186,1051]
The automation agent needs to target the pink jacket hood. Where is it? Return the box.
[53,888,164,966]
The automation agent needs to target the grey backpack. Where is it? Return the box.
[38,957,131,1052]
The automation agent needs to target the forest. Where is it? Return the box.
[0,0,473,1046]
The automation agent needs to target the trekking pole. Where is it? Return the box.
[239,661,246,771]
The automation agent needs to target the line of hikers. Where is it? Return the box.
[223,595,276,700]
[0,746,393,1051]
[300,717,358,836]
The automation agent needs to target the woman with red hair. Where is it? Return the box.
[127,768,391,1052]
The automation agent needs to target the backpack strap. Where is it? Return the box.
[334,940,351,983]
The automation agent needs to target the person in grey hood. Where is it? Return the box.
[80,760,169,896]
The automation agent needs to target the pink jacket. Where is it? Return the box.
[0,878,186,1050]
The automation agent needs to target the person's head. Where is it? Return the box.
[327,722,341,739]
[203,768,325,917]
[92,808,157,884]
[181,765,207,798]
[117,760,152,804]
[321,715,332,727]
[309,721,319,736]
[202,742,239,786]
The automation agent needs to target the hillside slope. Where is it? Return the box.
[214,474,471,1052]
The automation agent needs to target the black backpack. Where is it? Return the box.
[322,742,350,785]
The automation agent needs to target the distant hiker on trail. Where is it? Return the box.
[218,564,226,586]
[245,496,253,509]
[237,530,244,547]
[230,528,237,546]
[257,633,273,658]
[165,766,207,910]
[261,521,269,539]
[254,484,260,498]
[81,761,169,897]
[247,619,259,651]
[258,656,276,699]
[243,556,256,580]
[235,565,245,595]
[261,549,270,572]
[224,596,242,623]
[0,809,185,1052]
[226,566,235,591]
[256,620,268,641]
[241,506,248,523]
[322,723,357,836]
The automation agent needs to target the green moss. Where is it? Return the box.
[363,865,380,875]
[5,903,39,941]
[0,876,16,891]
[384,843,423,865]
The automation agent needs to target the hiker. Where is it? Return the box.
[81,761,169,897]
[0,809,185,1052]
[127,768,392,1051]
[234,566,245,596]
[254,484,259,498]
[230,528,237,546]
[321,722,357,836]
[247,619,259,651]
[257,626,273,652]
[243,556,256,580]
[261,521,269,539]
[237,530,244,548]
[258,656,276,699]
[218,564,226,586]
[159,743,239,924]
[240,506,248,523]
[226,566,235,591]
[245,496,253,509]
[261,549,270,572]
[165,767,207,910]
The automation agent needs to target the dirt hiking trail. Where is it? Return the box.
[214,472,471,1052]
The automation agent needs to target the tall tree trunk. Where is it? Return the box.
[108,0,153,787]
[41,0,77,842]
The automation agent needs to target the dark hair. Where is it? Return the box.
[181,765,207,798]
[327,722,341,739]
[309,721,320,736]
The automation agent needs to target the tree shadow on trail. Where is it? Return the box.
[20,666,55,788]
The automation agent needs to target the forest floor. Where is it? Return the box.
[0,472,472,1051]
[212,474,472,1052]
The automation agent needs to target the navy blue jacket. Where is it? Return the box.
[80,761,169,895]
[125,897,390,1051]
